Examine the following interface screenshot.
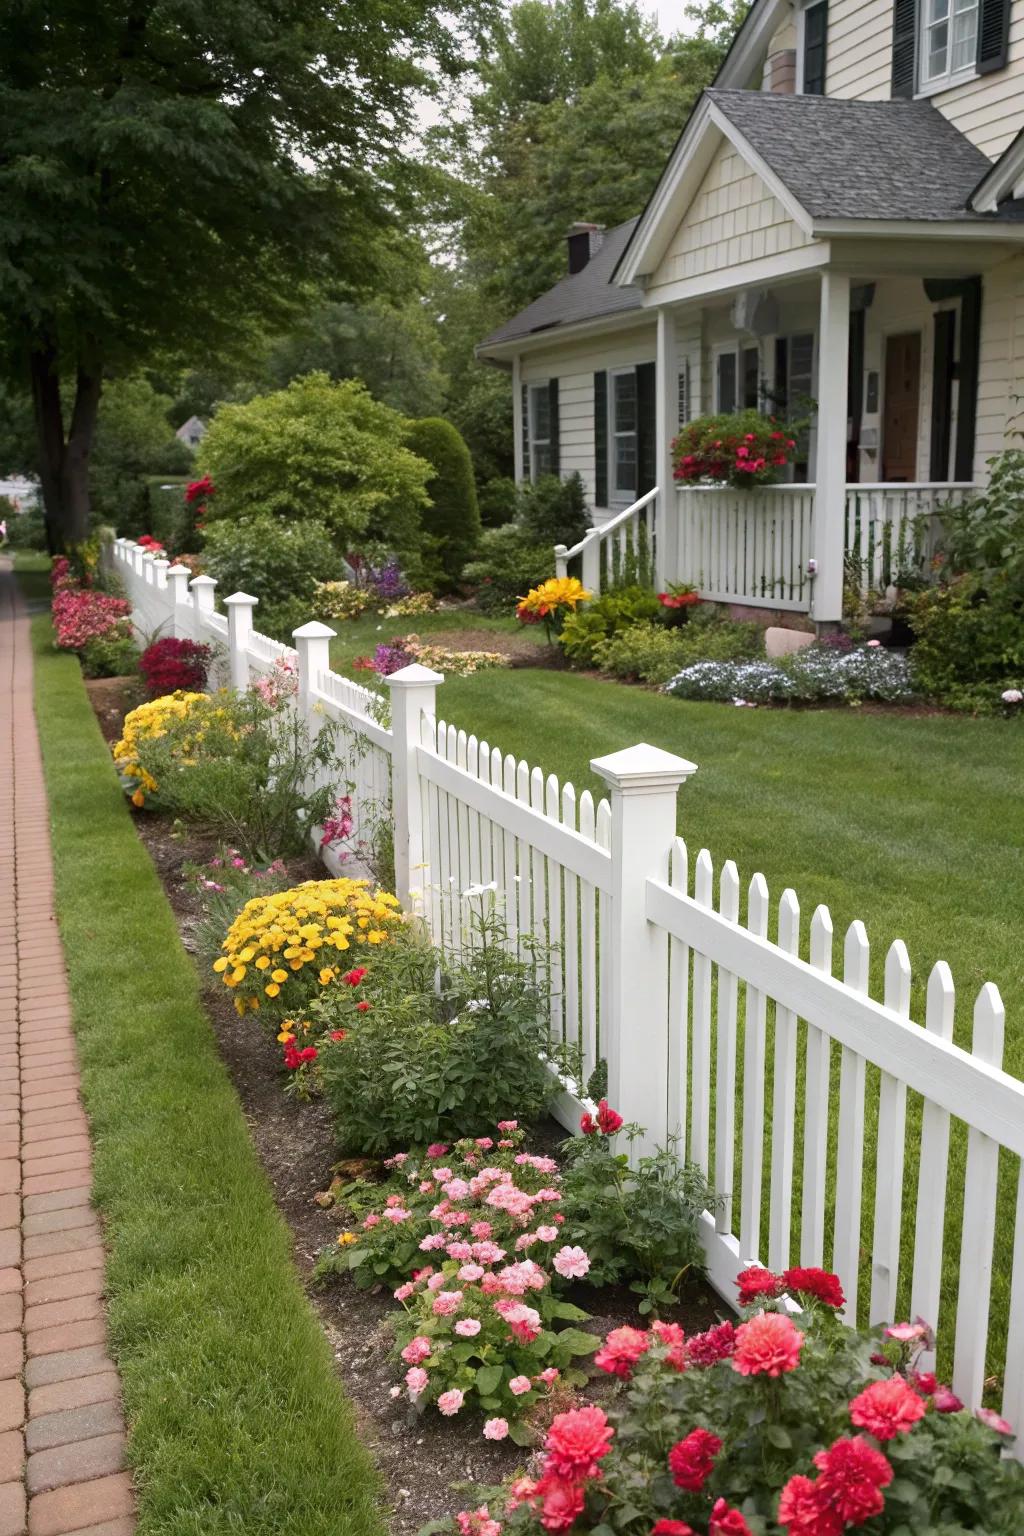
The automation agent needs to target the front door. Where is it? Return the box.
[882,333,921,482]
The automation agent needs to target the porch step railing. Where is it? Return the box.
[555,485,659,598]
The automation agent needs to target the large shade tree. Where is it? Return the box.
[0,0,486,547]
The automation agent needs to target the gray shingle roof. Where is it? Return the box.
[705,89,995,221]
[477,219,644,352]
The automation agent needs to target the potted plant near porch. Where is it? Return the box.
[673,410,800,489]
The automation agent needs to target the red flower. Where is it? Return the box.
[580,1112,596,1135]
[667,1428,721,1491]
[185,474,215,506]
[709,1500,753,1536]
[735,1267,783,1306]
[812,1437,893,1524]
[686,1321,735,1367]
[139,637,211,697]
[534,1475,584,1532]
[782,1267,845,1310]
[356,1001,371,1012]
[778,1476,843,1536]
[849,1376,926,1440]
[732,1312,803,1377]
[544,1406,614,1481]
[343,968,368,986]
[650,1318,687,1371]
[932,1386,963,1413]
[594,1325,651,1379]
[595,1100,623,1135]
[910,1370,937,1396]
[651,1524,694,1536]
[330,1030,347,1041]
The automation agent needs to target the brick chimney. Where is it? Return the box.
[567,222,605,275]
[766,48,797,92]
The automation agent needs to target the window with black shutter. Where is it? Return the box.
[548,378,560,477]
[977,0,1010,72]
[929,310,956,481]
[636,362,657,497]
[802,0,828,93]
[891,0,917,96]
[896,0,1007,93]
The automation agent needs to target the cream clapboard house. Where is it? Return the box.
[476,0,1024,622]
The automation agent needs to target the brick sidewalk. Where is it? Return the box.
[0,567,135,1536]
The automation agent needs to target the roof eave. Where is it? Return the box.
[969,126,1024,212]
[474,306,653,362]
[812,216,1024,239]
[714,0,792,88]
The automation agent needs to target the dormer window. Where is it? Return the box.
[920,0,979,86]
[799,0,828,94]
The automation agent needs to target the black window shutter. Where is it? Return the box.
[636,362,657,496]
[930,310,956,481]
[548,378,560,476]
[803,1,828,93]
[955,277,982,482]
[520,382,530,481]
[978,0,1010,73]
[774,337,789,413]
[594,372,608,507]
[891,0,917,97]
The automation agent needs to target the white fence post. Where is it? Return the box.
[591,743,698,1153]
[581,533,601,599]
[224,593,258,694]
[292,620,336,720]
[165,565,193,638]
[189,574,217,647]
[152,558,169,591]
[387,663,443,916]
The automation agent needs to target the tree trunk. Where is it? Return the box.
[27,345,102,550]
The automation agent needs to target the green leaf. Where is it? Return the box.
[475,1365,503,1397]
[557,1328,602,1357]
[763,1425,792,1450]
[508,1421,535,1447]
[546,1301,591,1322]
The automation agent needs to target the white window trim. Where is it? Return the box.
[527,380,552,483]
[915,0,980,94]
[608,366,639,506]
[712,341,761,414]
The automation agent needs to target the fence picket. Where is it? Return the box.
[562,784,580,1050]
[870,940,912,1325]
[596,799,612,1073]
[715,862,740,1235]
[502,754,519,950]
[690,850,714,1175]
[768,890,800,1272]
[578,791,598,1080]
[834,921,870,1322]
[952,983,1006,1408]
[740,873,769,1266]
[530,767,547,959]
[1001,1164,1024,1435]
[801,905,834,1267]
[667,839,690,1147]
[546,774,563,1044]
[910,962,955,1363]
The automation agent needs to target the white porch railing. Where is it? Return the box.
[674,485,816,611]
[555,486,659,595]
[845,483,975,592]
[108,536,1023,1431]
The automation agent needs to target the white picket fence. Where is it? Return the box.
[111,539,1022,1434]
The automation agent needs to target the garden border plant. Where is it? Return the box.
[23,596,388,1536]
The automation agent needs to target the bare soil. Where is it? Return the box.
[412,628,565,670]
[86,692,722,1533]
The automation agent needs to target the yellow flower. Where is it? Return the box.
[337,1232,357,1246]
[265,983,281,998]
[319,967,336,985]
[255,956,270,971]
[516,576,591,617]
[212,957,229,974]
[271,969,288,984]
[277,1029,295,1043]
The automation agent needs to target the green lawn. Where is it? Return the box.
[26,600,386,1536]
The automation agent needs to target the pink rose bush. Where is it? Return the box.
[445,1269,1024,1536]
[52,585,132,653]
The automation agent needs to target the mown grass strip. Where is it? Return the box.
[26,603,386,1536]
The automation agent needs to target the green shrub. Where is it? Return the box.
[90,376,192,530]
[477,476,517,528]
[144,477,192,551]
[517,472,590,548]
[594,611,762,684]
[79,631,139,678]
[463,524,553,613]
[906,574,1024,711]
[938,445,1024,597]
[4,506,47,550]
[559,585,664,667]
[201,516,340,634]
[404,417,481,589]
[196,374,432,569]
[314,905,555,1153]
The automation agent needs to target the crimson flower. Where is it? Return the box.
[812,1437,893,1524]
[543,1406,614,1481]
[533,1475,584,1533]
[849,1376,926,1440]
[667,1428,721,1491]
[651,1524,694,1536]
[356,1000,371,1012]
[709,1500,753,1536]
[686,1321,735,1367]
[777,1476,843,1536]
[781,1267,845,1309]
[595,1100,623,1134]
[343,968,368,986]
[594,1325,650,1379]
[735,1266,783,1306]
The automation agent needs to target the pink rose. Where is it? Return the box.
[405,1366,428,1396]
[455,1318,482,1337]
[401,1336,431,1365]
[438,1389,465,1416]
[432,1290,464,1316]
[509,1375,532,1396]
[536,1225,558,1243]
[553,1245,591,1280]
[458,1263,485,1283]
[394,1283,414,1301]
[483,1417,509,1440]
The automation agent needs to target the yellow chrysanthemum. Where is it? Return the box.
[111,691,221,806]
[515,576,591,619]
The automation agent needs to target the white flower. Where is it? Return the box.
[1002,688,1023,704]
[462,881,498,899]
[465,999,491,1013]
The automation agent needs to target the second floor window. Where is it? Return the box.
[920,0,980,84]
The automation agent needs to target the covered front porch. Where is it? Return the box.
[558,251,999,620]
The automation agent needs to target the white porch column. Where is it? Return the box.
[812,271,851,625]
[512,354,524,485]
[655,307,679,590]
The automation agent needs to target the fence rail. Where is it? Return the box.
[109,538,1021,1439]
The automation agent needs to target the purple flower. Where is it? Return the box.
[372,641,414,676]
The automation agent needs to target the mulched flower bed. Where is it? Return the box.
[84,680,723,1533]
